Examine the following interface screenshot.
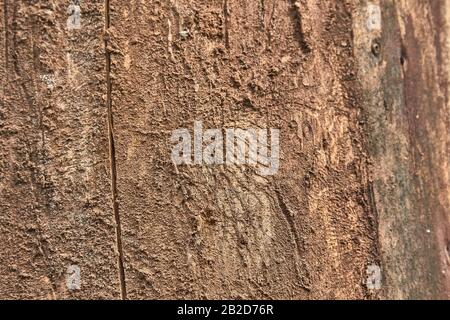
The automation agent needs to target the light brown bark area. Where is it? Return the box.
[0,0,448,299]
[0,1,120,298]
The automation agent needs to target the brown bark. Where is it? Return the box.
[0,0,448,299]
[354,0,449,299]
[0,0,120,299]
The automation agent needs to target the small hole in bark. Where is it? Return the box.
[400,44,407,66]
[371,39,381,57]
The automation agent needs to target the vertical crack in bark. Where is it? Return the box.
[3,0,8,81]
[104,0,127,299]
[275,189,302,257]
[260,0,265,30]
[223,0,230,49]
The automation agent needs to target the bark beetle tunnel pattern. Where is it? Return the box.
[0,0,448,299]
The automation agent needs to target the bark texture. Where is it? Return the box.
[0,0,448,299]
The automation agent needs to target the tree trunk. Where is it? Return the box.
[0,0,448,299]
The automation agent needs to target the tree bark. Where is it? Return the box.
[0,0,448,299]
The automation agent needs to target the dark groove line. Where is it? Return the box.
[104,0,127,300]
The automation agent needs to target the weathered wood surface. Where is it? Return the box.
[354,0,449,299]
[0,0,448,299]
[109,0,379,299]
[0,1,120,299]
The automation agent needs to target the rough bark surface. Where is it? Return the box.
[0,0,448,299]
[0,0,120,299]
